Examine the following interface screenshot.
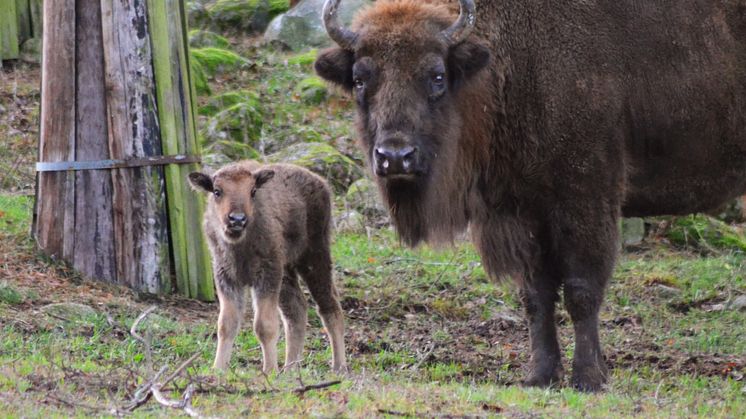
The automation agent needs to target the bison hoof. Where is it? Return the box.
[571,362,608,392]
[523,365,563,388]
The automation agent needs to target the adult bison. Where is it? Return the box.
[315,0,746,391]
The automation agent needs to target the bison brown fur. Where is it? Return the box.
[316,0,746,391]
[189,161,346,373]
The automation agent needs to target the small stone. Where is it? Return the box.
[654,284,681,298]
[729,295,746,311]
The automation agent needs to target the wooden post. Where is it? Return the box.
[73,0,116,281]
[35,0,214,300]
[100,0,172,293]
[36,1,76,259]
[148,0,214,300]
[1,0,20,60]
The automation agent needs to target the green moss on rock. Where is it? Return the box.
[295,76,328,105]
[204,99,264,145]
[190,47,250,76]
[269,142,363,192]
[199,90,258,116]
[286,49,318,66]
[188,30,231,49]
[665,215,746,253]
[190,58,211,95]
[208,0,290,32]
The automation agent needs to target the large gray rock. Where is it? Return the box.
[264,0,372,51]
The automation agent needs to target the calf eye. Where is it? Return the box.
[213,189,222,198]
[251,187,257,198]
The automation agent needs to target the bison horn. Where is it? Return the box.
[322,0,359,50]
[440,0,477,46]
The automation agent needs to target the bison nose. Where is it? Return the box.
[228,212,247,228]
[374,145,418,177]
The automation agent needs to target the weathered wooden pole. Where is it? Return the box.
[35,0,214,300]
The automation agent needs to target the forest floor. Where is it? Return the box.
[1,44,745,417]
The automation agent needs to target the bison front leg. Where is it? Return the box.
[279,270,308,369]
[520,275,563,388]
[552,203,617,392]
[214,283,246,371]
[251,286,281,374]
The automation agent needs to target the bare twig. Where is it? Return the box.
[152,383,200,418]
[130,306,156,371]
[293,380,341,395]
[161,350,203,388]
[412,344,435,371]
[377,408,408,416]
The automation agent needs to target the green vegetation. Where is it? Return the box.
[190,47,250,76]
[665,214,746,254]
[188,29,231,49]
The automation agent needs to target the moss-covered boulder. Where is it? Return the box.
[264,0,372,51]
[199,90,257,116]
[186,1,211,28]
[202,140,261,169]
[295,76,328,105]
[664,214,746,253]
[190,47,251,76]
[19,38,41,64]
[188,30,231,49]
[208,0,290,33]
[269,142,363,192]
[345,178,386,218]
[203,99,264,146]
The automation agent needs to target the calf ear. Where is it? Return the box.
[315,47,355,91]
[253,170,275,189]
[448,40,490,88]
[188,172,213,192]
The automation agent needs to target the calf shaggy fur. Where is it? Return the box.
[189,161,346,373]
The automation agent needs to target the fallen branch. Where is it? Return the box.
[377,408,408,417]
[293,380,341,395]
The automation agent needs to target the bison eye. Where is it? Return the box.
[213,189,222,198]
[251,187,257,198]
[353,78,365,90]
[429,72,447,98]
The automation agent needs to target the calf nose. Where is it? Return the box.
[374,144,417,177]
[228,212,247,228]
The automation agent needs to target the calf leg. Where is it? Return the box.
[521,271,563,387]
[214,284,246,371]
[278,269,308,369]
[251,287,281,373]
[299,253,347,373]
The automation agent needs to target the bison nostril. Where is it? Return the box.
[401,146,416,161]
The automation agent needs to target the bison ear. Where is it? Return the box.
[188,172,213,193]
[315,47,355,91]
[253,170,275,189]
[448,40,490,88]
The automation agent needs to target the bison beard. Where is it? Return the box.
[316,0,746,391]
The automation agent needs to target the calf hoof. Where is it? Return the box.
[571,361,608,392]
[332,363,349,375]
[523,363,563,388]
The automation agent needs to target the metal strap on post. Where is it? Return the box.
[36,155,200,172]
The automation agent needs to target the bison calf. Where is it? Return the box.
[189,161,346,373]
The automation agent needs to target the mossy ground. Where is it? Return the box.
[1,38,745,417]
